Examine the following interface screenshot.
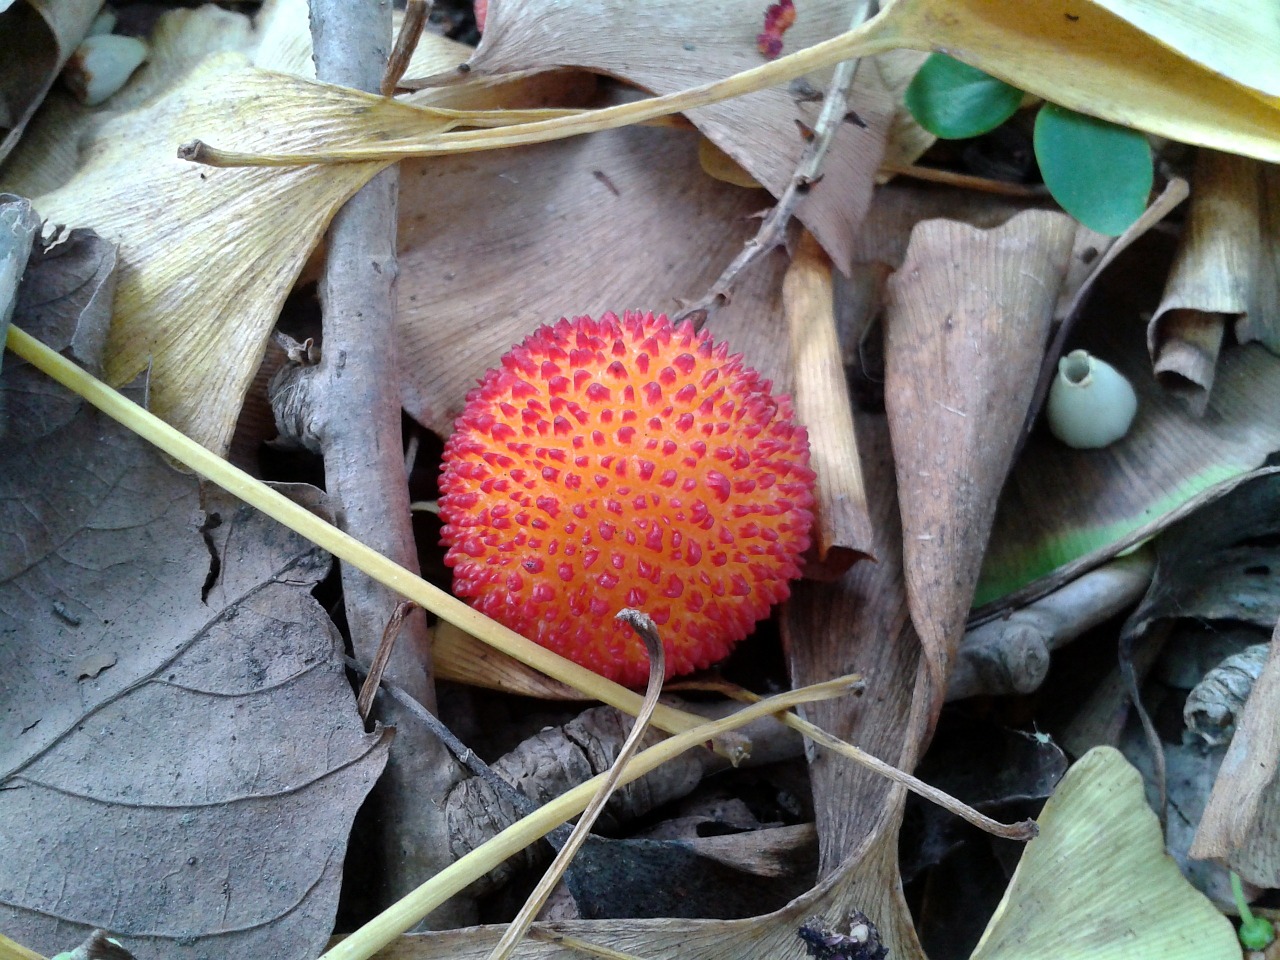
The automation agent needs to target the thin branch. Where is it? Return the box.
[381,0,430,97]
[356,600,419,724]
[310,0,458,910]
[675,0,875,327]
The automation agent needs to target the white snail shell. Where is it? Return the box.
[1047,349,1138,449]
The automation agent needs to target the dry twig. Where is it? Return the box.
[309,0,463,914]
[675,0,875,327]
[381,0,429,97]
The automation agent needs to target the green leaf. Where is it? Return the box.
[904,53,1024,139]
[1033,103,1153,235]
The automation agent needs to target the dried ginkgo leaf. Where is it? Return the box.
[884,210,1076,697]
[23,58,490,454]
[409,0,898,272]
[971,746,1239,960]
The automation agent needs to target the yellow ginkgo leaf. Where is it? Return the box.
[971,746,1239,960]
[1083,0,1280,100]
[27,56,476,454]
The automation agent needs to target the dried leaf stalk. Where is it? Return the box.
[487,611,665,959]
[3,326,719,741]
[784,229,873,577]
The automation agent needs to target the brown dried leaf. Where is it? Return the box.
[1,302,387,959]
[783,411,937,960]
[441,0,898,271]
[884,210,1077,697]
[849,182,1032,269]
[397,120,793,439]
[678,824,818,879]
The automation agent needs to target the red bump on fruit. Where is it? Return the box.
[438,311,816,687]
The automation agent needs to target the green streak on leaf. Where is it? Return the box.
[974,462,1247,607]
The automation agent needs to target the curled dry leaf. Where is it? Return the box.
[0,0,100,164]
[1,302,387,959]
[883,209,1077,698]
[1151,151,1280,413]
[848,183,1031,269]
[783,412,938,960]
[784,229,874,573]
[1185,642,1269,746]
[437,0,897,271]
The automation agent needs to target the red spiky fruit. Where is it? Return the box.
[439,311,816,686]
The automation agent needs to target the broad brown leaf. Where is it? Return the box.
[0,264,387,959]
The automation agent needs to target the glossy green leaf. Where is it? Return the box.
[904,53,1024,139]
[1034,103,1153,236]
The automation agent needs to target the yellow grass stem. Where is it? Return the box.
[3,325,719,743]
[179,25,900,166]
[319,676,859,960]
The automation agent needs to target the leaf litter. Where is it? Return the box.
[4,0,1280,957]
[0,235,387,959]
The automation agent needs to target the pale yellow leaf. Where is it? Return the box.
[972,746,1239,960]
[28,58,467,453]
